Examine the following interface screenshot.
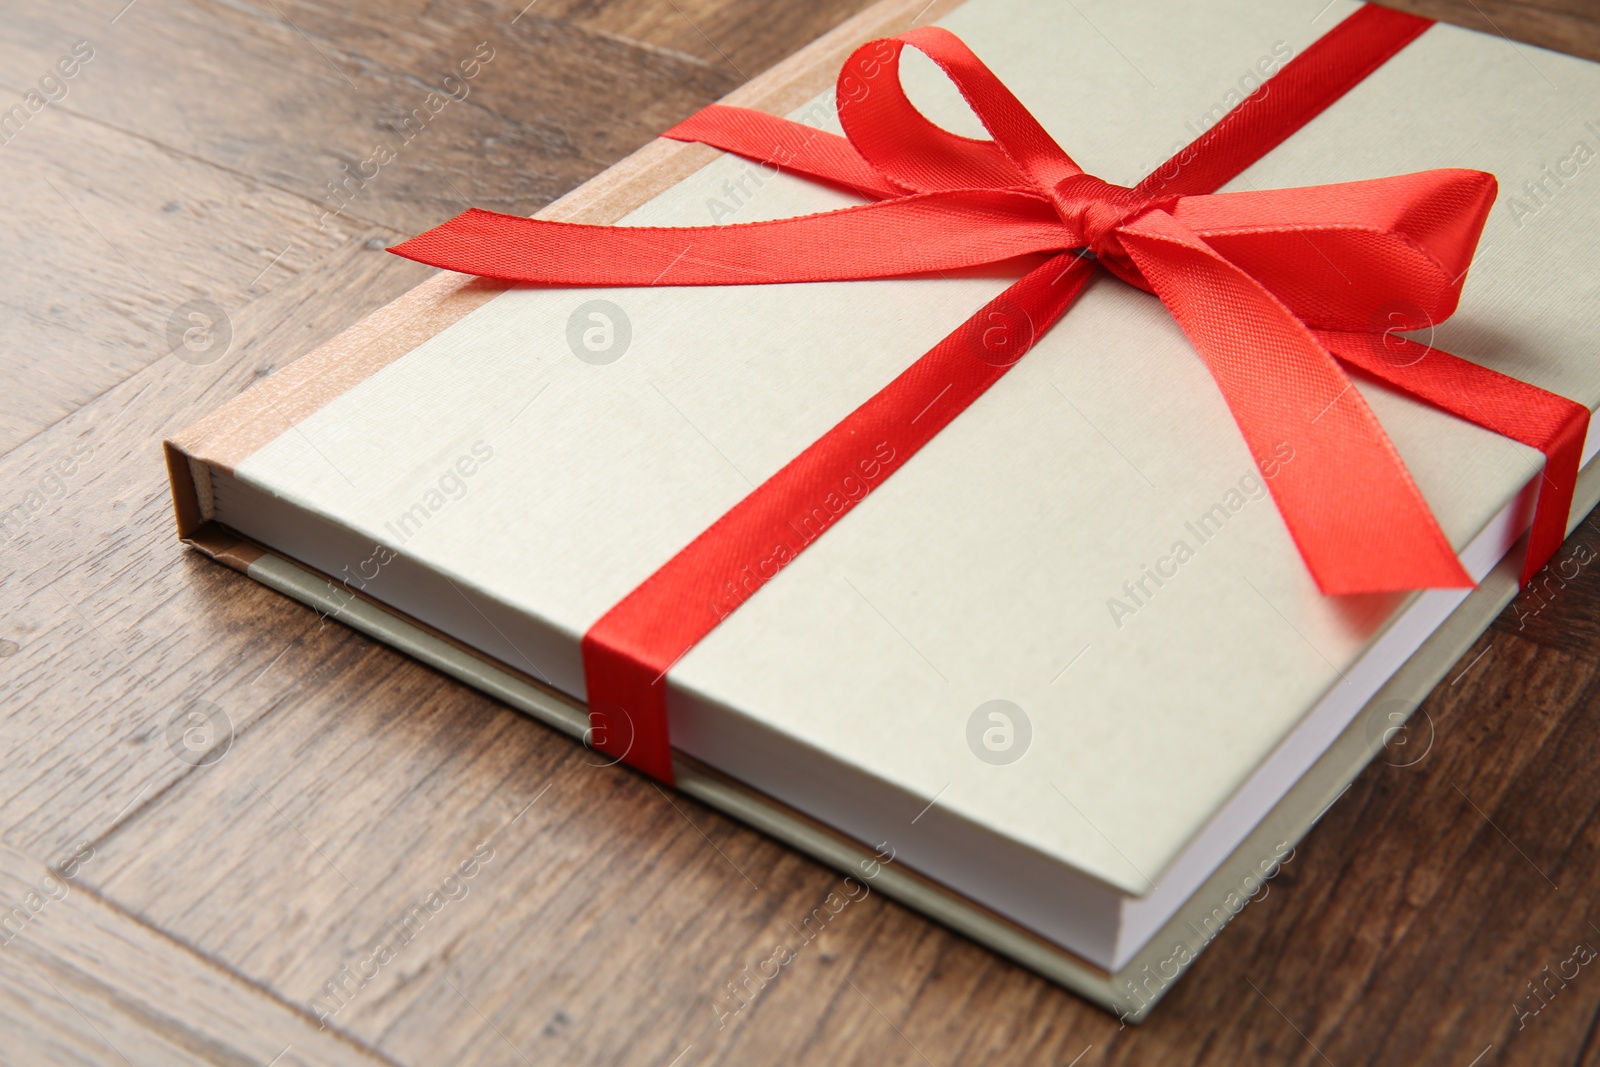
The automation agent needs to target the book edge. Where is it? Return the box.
[175,490,1556,1020]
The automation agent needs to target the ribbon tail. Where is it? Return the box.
[1118,210,1472,595]
[663,104,901,199]
[388,194,1067,286]
[1319,329,1591,587]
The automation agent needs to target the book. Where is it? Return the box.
[164,0,1600,1019]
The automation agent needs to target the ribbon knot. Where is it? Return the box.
[1049,173,1144,262]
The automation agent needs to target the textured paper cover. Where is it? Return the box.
[174,0,1600,920]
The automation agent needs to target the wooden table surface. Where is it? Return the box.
[3,1,1599,1064]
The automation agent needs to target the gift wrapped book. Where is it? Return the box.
[165,0,1600,1019]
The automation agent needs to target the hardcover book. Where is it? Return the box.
[164,0,1600,1018]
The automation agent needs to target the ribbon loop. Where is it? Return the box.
[1164,170,1498,330]
[837,26,1081,196]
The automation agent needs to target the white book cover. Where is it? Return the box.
[168,0,1600,982]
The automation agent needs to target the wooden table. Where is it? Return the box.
[2,1,1598,1064]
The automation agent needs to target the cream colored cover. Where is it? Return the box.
[185,0,1600,969]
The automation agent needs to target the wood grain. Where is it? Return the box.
[0,94,390,457]
[2,1,1599,1065]
[1379,0,1600,61]
[0,0,738,456]
[0,844,396,1067]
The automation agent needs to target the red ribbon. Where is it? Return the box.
[392,5,1589,783]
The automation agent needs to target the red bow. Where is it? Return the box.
[394,20,1585,598]
[392,9,1589,781]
